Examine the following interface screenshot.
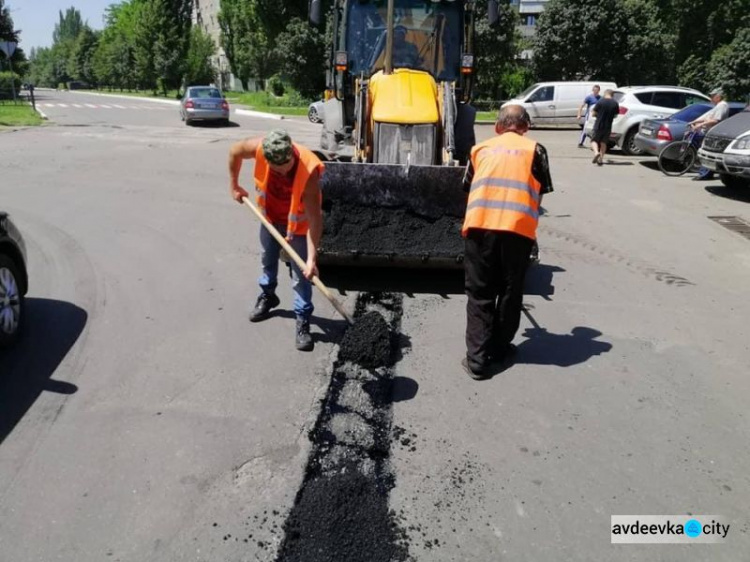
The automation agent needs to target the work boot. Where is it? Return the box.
[295,318,314,351]
[461,357,489,381]
[249,292,280,322]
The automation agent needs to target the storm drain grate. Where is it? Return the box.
[708,216,750,241]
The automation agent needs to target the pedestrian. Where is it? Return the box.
[228,129,324,351]
[690,87,730,181]
[590,89,619,166]
[576,85,601,147]
[461,105,554,380]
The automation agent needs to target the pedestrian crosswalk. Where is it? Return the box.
[40,102,174,110]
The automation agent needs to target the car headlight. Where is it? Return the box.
[731,136,750,150]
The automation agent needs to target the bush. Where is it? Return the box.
[57,82,68,90]
[267,75,285,97]
[0,72,22,99]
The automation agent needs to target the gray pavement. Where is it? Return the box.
[1,89,749,561]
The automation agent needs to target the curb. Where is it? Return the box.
[34,104,48,120]
[67,90,180,106]
[235,108,285,120]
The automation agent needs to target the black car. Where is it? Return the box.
[698,109,750,189]
[0,212,28,347]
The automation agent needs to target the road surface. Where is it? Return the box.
[1,89,749,561]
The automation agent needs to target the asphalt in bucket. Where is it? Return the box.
[275,293,411,562]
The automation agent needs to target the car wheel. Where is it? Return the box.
[185,118,192,126]
[622,128,643,156]
[720,173,750,189]
[308,106,320,123]
[0,254,24,348]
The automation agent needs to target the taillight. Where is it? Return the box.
[185,100,194,109]
[656,125,672,141]
[221,100,229,110]
[618,106,628,115]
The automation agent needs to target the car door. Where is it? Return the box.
[525,85,555,125]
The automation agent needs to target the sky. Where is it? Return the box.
[8,0,113,50]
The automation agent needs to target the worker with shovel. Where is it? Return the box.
[229,129,324,351]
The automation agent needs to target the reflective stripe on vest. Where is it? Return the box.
[254,143,324,236]
[462,133,542,240]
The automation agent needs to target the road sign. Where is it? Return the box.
[0,41,17,58]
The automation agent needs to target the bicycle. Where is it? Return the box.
[657,129,702,177]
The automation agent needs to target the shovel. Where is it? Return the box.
[242,196,354,325]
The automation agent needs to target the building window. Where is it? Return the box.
[522,14,537,26]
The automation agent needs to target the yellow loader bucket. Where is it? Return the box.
[319,162,467,268]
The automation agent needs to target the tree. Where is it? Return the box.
[133,0,159,89]
[473,1,521,100]
[275,17,326,99]
[184,27,217,87]
[622,0,676,84]
[152,0,193,94]
[53,7,85,45]
[534,0,630,84]
[706,27,750,100]
[68,27,100,84]
[0,0,28,77]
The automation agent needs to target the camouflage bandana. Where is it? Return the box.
[262,129,294,165]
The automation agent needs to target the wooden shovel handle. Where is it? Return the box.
[241,196,354,325]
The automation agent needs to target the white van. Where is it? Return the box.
[502,81,618,126]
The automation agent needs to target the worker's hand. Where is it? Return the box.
[231,185,249,204]
[303,257,318,280]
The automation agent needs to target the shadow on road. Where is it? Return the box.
[516,325,612,367]
[188,120,240,128]
[638,160,660,171]
[525,263,565,300]
[705,184,750,204]
[0,298,87,445]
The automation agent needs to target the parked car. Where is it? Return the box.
[0,212,28,348]
[634,102,747,157]
[698,109,750,189]
[180,86,230,125]
[502,81,618,126]
[584,86,711,155]
[308,100,324,123]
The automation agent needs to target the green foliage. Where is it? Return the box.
[499,66,535,99]
[473,1,520,100]
[53,7,85,44]
[184,27,217,87]
[275,17,326,99]
[152,0,193,94]
[68,27,99,85]
[623,0,676,84]
[267,74,285,96]
[0,0,28,77]
[534,0,630,84]
[706,28,750,101]
[0,70,20,97]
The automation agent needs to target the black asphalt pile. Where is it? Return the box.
[338,311,392,368]
[276,293,411,562]
[321,202,464,258]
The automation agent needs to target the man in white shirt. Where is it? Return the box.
[691,87,730,181]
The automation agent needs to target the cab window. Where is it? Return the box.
[528,86,554,103]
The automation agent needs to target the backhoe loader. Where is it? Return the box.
[309,0,502,268]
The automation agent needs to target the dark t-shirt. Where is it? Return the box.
[592,98,619,132]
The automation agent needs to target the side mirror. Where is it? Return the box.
[488,1,500,26]
[309,0,322,26]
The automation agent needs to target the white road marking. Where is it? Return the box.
[57,103,68,108]
[85,104,97,108]
[112,104,127,109]
[41,103,55,107]
[72,104,83,108]
[99,104,113,109]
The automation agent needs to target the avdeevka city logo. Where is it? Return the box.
[685,519,702,538]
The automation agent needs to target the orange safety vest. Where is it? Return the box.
[462,132,542,240]
[254,143,324,236]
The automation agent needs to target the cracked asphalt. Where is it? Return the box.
[1,90,750,561]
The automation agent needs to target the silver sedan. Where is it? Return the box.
[180,86,230,125]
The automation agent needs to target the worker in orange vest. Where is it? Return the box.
[461,105,554,380]
[228,129,324,352]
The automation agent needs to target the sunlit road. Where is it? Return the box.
[1,89,749,561]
